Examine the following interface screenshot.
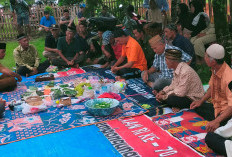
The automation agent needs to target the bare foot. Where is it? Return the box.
[172,107,180,113]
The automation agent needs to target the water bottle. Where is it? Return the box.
[14,105,23,112]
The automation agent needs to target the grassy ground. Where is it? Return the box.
[2,37,212,84]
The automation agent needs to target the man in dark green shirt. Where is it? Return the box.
[133,25,155,68]
[52,26,85,68]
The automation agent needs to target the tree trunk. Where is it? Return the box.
[213,0,231,65]
[171,0,178,23]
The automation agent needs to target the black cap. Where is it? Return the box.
[113,29,127,38]
[17,33,27,41]
[165,23,178,32]
[0,43,6,49]
[67,25,76,33]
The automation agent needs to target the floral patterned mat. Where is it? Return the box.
[153,110,217,157]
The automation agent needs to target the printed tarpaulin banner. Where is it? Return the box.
[20,68,86,82]
[96,115,203,157]
[54,68,85,77]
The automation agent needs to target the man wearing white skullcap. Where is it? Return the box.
[205,43,225,59]
[189,44,232,155]
[190,43,232,155]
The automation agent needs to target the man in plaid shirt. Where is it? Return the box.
[142,35,192,94]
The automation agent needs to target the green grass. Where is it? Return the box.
[195,64,211,84]
[2,37,46,71]
[2,37,211,84]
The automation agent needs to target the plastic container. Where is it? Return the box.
[94,90,101,98]
[14,105,23,112]
[100,83,112,94]
[113,81,126,93]
[83,86,95,98]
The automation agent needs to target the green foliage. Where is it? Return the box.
[25,0,34,5]
[112,0,130,23]
[85,0,102,17]
[212,0,231,65]
[195,65,211,84]
[58,0,82,6]
[44,6,54,15]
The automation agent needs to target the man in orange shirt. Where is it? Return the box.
[111,29,147,80]
[190,44,232,132]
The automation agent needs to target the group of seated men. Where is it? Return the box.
[0,13,232,155]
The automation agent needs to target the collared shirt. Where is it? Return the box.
[40,16,56,27]
[13,45,40,71]
[138,34,155,68]
[60,16,73,26]
[57,36,81,58]
[162,62,204,101]
[209,62,232,117]
[172,34,196,66]
[10,0,29,17]
[153,44,192,79]
[121,36,147,71]
[111,43,122,60]
[45,34,58,49]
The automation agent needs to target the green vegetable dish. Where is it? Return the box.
[60,84,69,88]
[94,102,111,109]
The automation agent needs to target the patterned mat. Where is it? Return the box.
[0,73,147,145]
[152,110,217,157]
[82,66,162,117]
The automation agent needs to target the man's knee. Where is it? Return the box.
[194,38,204,46]
[17,66,31,76]
[0,76,17,92]
[205,132,214,145]
[43,51,51,58]
[153,78,171,90]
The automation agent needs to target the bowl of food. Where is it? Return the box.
[85,98,120,116]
